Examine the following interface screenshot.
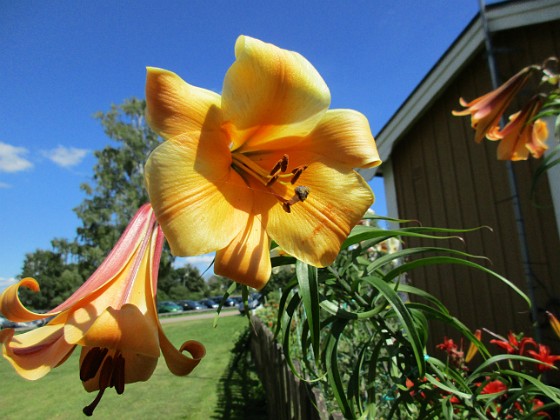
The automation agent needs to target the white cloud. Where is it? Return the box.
[0,277,17,293]
[43,145,88,168]
[0,181,11,189]
[0,142,33,173]
[174,254,216,275]
[179,255,216,265]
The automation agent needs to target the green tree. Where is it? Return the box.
[159,265,207,300]
[18,239,83,310]
[74,98,164,273]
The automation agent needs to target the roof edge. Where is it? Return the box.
[376,0,560,163]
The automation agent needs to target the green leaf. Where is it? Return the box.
[296,260,321,357]
[361,276,426,375]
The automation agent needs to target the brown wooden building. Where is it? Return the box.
[376,0,560,349]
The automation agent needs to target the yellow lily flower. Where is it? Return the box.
[0,204,205,415]
[452,66,536,143]
[144,35,381,289]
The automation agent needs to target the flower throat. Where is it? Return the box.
[231,152,310,213]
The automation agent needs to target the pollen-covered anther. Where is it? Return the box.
[269,154,289,176]
[290,165,308,184]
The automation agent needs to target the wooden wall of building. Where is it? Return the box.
[390,20,560,351]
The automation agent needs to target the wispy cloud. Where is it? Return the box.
[0,277,17,293]
[43,145,88,168]
[0,142,33,173]
[0,181,11,189]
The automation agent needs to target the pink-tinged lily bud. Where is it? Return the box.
[547,311,560,340]
[452,66,536,143]
[0,204,205,415]
[144,36,381,290]
[495,96,548,161]
[465,329,482,363]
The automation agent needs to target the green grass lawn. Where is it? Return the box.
[0,315,264,420]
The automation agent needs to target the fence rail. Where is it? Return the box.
[249,316,342,420]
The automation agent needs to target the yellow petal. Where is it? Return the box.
[0,278,58,322]
[1,324,75,380]
[260,163,373,267]
[222,35,330,151]
[215,213,272,289]
[145,67,222,139]
[158,326,205,376]
[77,305,160,358]
[298,109,381,169]
[145,133,253,256]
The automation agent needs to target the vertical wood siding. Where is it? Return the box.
[390,20,560,352]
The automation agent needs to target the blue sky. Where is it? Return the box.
[0,0,491,290]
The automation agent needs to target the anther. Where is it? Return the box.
[290,165,307,184]
[80,347,109,382]
[266,175,278,187]
[280,154,289,172]
[269,154,289,176]
[83,355,114,416]
[111,353,126,395]
[282,202,291,213]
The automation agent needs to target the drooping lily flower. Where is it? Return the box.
[452,66,536,143]
[0,204,205,415]
[144,35,381,289]
[494,96,549,161]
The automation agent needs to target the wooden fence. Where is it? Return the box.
[249,317,342,420]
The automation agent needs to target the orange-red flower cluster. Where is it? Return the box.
[453,65,550,161]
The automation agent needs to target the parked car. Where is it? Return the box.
[210,296,237,307]
[157,301,182,313]
[0,316,18,329]
[177,300,203,311]
[199,298,219,309]
[237,293,264,315]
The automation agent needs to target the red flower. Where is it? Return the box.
[481,379,508,395]
[437,337,458,353]
[490,332,536,355]
[528,344,560,372]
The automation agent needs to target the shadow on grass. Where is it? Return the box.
[212,327,268,419]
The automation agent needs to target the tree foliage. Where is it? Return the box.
[18,239,83,309]
[18,98,204,309]
[74,98,163,272]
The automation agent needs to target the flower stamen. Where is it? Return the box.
[269,154,289,176]
[80,347,109,382]
[290,165,308,184]
[81,348,126,416]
